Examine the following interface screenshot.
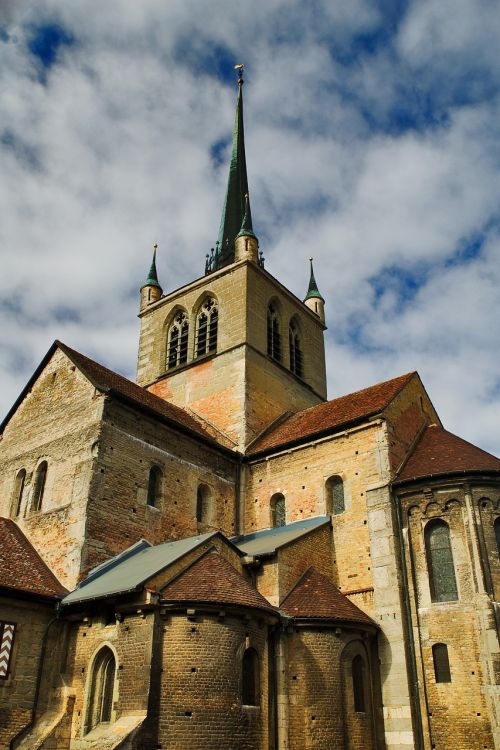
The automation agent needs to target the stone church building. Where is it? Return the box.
[1,73,500,750]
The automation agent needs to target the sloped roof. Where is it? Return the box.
[0,518,67,599]
[249,372,416,455]
[232,516,331,556]
[62,532,219,605]
[280,566,375,626]
[161,550,277,614]
[395,424,500,484]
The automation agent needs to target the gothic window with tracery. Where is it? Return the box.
[267,303,281,362]
[425,519,458,602]
[167,311,189,370]
[289,319,303,378]
[326,475,345,515]
[195,297,218,358]
[241,648,259,706]
[31,461,47,512]
[432,643,451,683]
[11,469,26,518]
[352,655,365,712]
[85,647,116,734]
[271,493,286,528]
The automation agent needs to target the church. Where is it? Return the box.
[1,70,499,750]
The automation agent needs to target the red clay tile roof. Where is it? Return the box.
[161,550,277,614]
[57,342,222,448]
[249,372,416,455]
[0,518,67,598]
[395,424,500,483]
[280,567,375,626]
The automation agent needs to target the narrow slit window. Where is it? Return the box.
[147,467,161,507]
[326,476,345,515]
[11,469,26,518]
[425,520,458,602]
[352,655,365,712]
[271,493,286,528]
[31,461,47,512]
[196,484,212,525]
[432,643,451,683]
[242,648,259,706]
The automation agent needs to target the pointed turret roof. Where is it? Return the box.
[395,424,500,484]
[142,246,161,289]
[236,193,257,240]
[280,567,376,626]
[214,71,249,270]
[304,258,324,301]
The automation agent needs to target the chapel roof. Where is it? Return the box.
[395,424,500,484]
[232,516,331,556]
[0,518,67,599]
[161,549,277,614]
[280,566,375,626]
[249,371,417,455]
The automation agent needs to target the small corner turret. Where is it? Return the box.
[140,244,163,312]
[304,257,325,323]
[235,193,259,263]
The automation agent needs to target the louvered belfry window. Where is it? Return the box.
[167,311,189,369]
[0,622,16,678]
[267,304,281,362]
[195,298,218,358]
[425,520,458,602]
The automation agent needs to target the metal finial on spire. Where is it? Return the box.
[234,63,244,85]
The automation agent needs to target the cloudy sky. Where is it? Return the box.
[1,0,500,455]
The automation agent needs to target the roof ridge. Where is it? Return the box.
[279,564,315,607]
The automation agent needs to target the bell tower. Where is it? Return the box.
[136,68,327,450]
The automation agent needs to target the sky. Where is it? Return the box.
[1,0,500,456]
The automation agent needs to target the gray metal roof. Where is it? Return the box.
[62,532,218,605]
[232,516,331,556]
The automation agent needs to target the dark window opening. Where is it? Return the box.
[267,304,281,362]
[289,320,303,378]
[12,469,26,518]
[495,517,500,558]
[432,643,451,683]
[242,648,259,706]
[147,467,161,507]
[31,461,47,512]
[326,476,345,515]
[425,520,458,602]
[196,484,212,524]
[352,655,365,712]
[271,493,286,528]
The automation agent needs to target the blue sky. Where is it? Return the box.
[1,0,500,455]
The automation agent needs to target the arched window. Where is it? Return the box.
[147,466,161,507]
[11,469,26,518]
[271,493,286,528]
[432,643,451,683]
[31,461,47,512]
[85,647,116,734]
[326,476,345,515]
[167,310,189,370]
[495,517,500,558]
[289,319,303,378]
[241,648,259,706]
[196,484,212,525]
[195,297,218,358]
[267,303,281,362]
[352,655,365,712]
[425,520,458,602]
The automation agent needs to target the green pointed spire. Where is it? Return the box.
[214,68,249,270]
[143,245,161,289]
[236,193,257,239]
[305,257,324,301]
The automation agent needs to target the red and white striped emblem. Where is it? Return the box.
[0,622,15,678]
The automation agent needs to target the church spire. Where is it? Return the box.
[145,245,161,289]
[213,65,249,271]
[140,244,163,311]
[304,257,325,323]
